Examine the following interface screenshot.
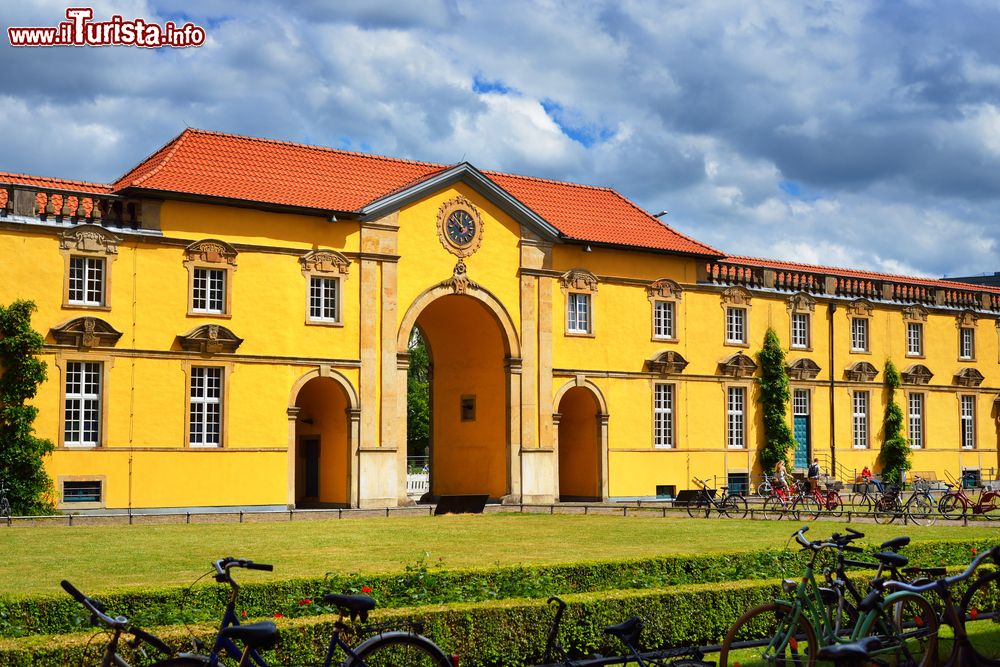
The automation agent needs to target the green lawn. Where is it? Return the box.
[1,514,996,596]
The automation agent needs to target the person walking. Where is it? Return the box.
[807,457,821,492]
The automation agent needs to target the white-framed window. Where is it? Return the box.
[850,317,868,352]
[852,390,869,449]
[64,361,101,447]
[726,307,747,344]
[567,292,592,334]
[906,322,923,357]
[908,393,924,449]
[793,388,809,416]
[308,276,340,323]
[654,383,674,448]
[727,386,746,448]
[960,328,975,360]
[653,300,675,340]
[192,268,226,314]
[791,312,810,349]
[190,367,223,447]
[961,395,976,449]
[68,256,105,306]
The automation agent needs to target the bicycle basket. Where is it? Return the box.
[912,478,932,492]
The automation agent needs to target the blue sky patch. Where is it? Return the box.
[540,99,613,148]
[472,76,513,95]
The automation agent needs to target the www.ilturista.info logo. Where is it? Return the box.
[7,7,206,48]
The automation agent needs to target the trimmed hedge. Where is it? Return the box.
[0,538,988,639]
[0,580,785,667]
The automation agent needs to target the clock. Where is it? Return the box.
[437,196,484,257]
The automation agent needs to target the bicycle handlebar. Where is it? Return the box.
[794,527,866,553]
[213,557,274,580]
[885,546,1000,594]
[61,580,172,656]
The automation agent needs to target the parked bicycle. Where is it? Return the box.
[539,596,712,667]
[761,479,803,520]
[718,527,939,667]
[0,480,11,520]
[792,479,845,520]
[755,476,773,498]
[938,479,1000,521]
[684,478,748,519]
[872,479,937,525]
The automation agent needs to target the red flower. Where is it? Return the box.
[361,586,373,594]
[274,613,284,618]
[972,547,978,555]
[299,598,312,606]
[241,610,247,618]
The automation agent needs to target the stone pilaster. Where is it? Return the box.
[286,407,300,508]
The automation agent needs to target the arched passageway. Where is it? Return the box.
[557,386,603,501]
[293,376,351,506]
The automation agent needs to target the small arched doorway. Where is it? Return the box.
[556,382,607,502]
[293,376,352,507]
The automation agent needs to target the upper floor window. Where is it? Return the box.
[852,390,869,449]
[300,249,351,326]
[959,327,975,360]
[64,360,102,447]
[960,395,976,449]
[189,366,224,447]
[653,383,674,448]
[567,292,592,334]
[648,278,681,341]
[68,256,106,306]
[907,322,923,357]
[850,317,869,352]
[791,312,810,349]
[727,386,746,449]
[309,276,340,323]
[726,307,747,345]
[59,224,119,310]
[184,239,237,318]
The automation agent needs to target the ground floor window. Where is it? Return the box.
[727,386,746,448]
[190,366,223,447]
[727,472,749,495]
[62,479,103,503]
[64,361,102,447]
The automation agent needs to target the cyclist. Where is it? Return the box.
[773,460,788,491]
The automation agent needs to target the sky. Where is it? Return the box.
[2,0,1000,279]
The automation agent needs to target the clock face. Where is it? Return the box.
[446,210,477,246]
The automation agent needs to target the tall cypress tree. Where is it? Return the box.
[879,359,910,485]
[757,327,795,473]
[0,300,55,515]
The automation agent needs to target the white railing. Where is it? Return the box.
[407,473,429,496]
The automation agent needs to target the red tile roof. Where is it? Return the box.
[109,128,720,256]
[723,255,1000,294]
[0,171,110,194]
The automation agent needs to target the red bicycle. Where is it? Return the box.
[761,481,800,520]
[792,480,845,520]
[937,473,1000,520]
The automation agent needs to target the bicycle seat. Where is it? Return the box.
[880,536,910,552]
[323,593,376,620]
[817,636,881,662]
[219,622,278,650]
[603,616,642,646]
[873,551,908,568]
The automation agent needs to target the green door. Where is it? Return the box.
[793,389,810,469]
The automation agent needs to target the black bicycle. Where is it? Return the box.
[684,477,748,519]
[540,596,712,667]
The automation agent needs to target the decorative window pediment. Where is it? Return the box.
[786,292,816,313]
[560,268,598,293]
[847,299,873,317]
[954,367,985,387]
[647,278,682,301]
[59,224,120,255]
[956,310,978,328]
[718,352,758,378]
[177,324,244,354]
[902,305,928,323]
[845,361,879,382]
[300,249,350,276]
[50,317,122,349]
[184,239,238,266]
[647,350,689,375]
[721,286,752,306]
[901,364,934,385]
[786,358,821,380]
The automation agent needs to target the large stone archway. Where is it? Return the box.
[396,285,522,502]
[287,368,360,508]
[553,378,609,501]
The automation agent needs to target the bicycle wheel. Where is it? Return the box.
[762,496,787,520]
[961,571,1000,665]
[718,602,817,667]
[0,498,10,519]
[792,496,821,522]
[938,493,966,520]
[686,497,709,519]
[757,479,773,498]
[826,491,845,518]
[878,593,939,667]
[904,493,936,526]
[722,494,748,519]
[348,631,452,667]
[851,493,872,516]
[874,497,902,524]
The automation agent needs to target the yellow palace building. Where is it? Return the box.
[0,128,997,511]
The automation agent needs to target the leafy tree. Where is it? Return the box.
[878,359,911,485]
[406,327,430,461]
[756,327,796,473]
[0,300,55,515]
